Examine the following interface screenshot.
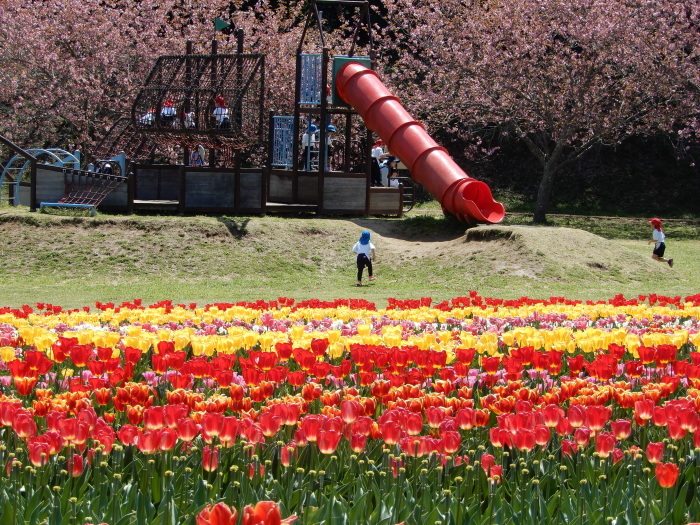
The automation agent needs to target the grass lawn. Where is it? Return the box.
[1,204,698,308]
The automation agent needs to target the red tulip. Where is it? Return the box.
[14,377,38,397]
[136,430,160,455]
[489,464,503,483]
[117,424,139,446]
[202,446,220,472]
[585,405,611,432]
[349,433,367,453]
[157,428,178,451]
[561,439,578,457]
[201,412,225,438]
[259,412,283,438]
[143,406,166,430]
[481,356,501,374]
[405,412,423,436]
[573,427,591,447]
[542,404,564,428]
[69,344,93,367]
[196,502,238,525]
[441,430,461,454]
[513,429,536,452]
[637,346,656,365]
[666,420,687,440]
[67,454,84,477]
[610,419,631,440]
[634,399,655,422]
[646,442,664,464]
[280,444,296,467]
[535,425,551,446]
[12,412,37,439]
[28,440,51,467]
[340,399,364,424]
[300,415,323,442]
[317,429,342,454]
[426,406,447,428]
[58,418,90,446]
[554,417,573,436]
[242,501,297,525]
[455,408,476,430]
[567,405,585,428]
[595,432,616,458]
[612,448,624,464]
[379,421,403,446]
[220,417,240,445]
[480,453,495,475]
[655,462,680,488]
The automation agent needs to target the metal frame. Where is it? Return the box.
[1,147,78,207]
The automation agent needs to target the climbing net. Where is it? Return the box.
[58,169,127,206]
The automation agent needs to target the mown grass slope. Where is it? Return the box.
[0,207,698,308]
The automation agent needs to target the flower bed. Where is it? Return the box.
[1,292,700,524]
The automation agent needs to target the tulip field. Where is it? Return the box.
[1,292,700,524]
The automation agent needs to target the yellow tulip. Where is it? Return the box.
[0,347,16,362]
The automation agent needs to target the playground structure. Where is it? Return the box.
[1,0,504,223]
[335,62,504,224]
[0,137,128,214]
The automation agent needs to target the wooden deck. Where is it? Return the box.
[133,199,179,212]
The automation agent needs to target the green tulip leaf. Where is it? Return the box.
[421,503,445,525]
[673,482,689,524]
[151,469,162,504]
[24,488,48,522]
[115,511,138,525]
[192,478,208,507]
[330,495,349,524]
[348,491,369,523]
[625,504,640,525]
[48,498,62,525]
[0,492,15,522]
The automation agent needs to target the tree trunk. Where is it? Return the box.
[533,162,557,223]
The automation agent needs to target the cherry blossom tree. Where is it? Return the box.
[376,0,700,222]
[0,0,306,151]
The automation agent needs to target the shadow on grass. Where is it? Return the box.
[217,217,250,239]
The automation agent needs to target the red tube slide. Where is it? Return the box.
[335,61,505,224]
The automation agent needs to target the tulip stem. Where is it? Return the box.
[642,478,650,525]
[488,481,495,525]
[661,488,667,525]
[12,464,18,525]
[577,482,583,525]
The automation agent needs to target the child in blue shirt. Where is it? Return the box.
[352,230,377,286]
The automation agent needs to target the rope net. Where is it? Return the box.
[58,169,127,206]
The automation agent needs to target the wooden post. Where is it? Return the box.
[292,52,302,202]
[178,165,186,215]
[183,40,193,167]
[210,39,218,168]
[29,159,37,212]
[126,165,135,215]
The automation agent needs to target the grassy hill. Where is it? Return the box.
[1,206,698,308]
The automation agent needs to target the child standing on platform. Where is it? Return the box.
[648,218,673,267]
[352,230,377,286]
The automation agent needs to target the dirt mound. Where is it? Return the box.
[354,222,658,283]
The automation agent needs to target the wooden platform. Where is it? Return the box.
[264,202,318,214]
[133,200,179,212]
